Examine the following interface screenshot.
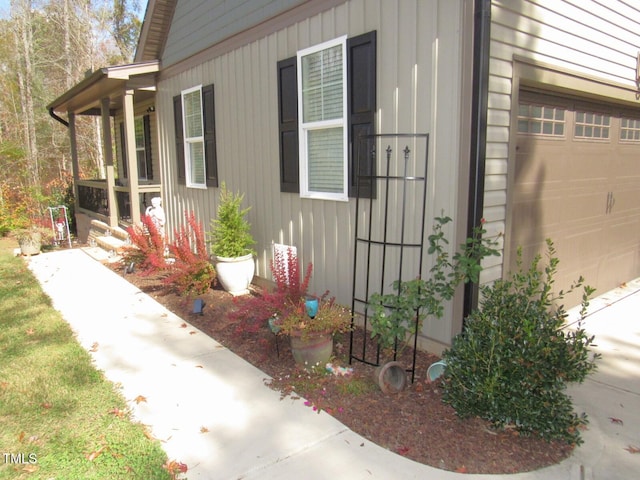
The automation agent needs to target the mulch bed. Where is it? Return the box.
[110,264,574,474]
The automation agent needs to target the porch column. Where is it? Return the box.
[101,97,118,227]
[123,89,141,225]
[68,112,80,213]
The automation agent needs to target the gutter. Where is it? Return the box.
[49,107,69,128]
[462,0,491,324]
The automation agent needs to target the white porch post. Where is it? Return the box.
[101,97,118,228]
[123,89,141,225]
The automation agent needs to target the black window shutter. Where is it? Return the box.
[173,94,186,185]
[119,123,128,179]
[143,114,153,180]
[347,30,377,198]
[202,84,218,188]
[277,56,299,193]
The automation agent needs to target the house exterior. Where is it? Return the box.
[49,0,640,353]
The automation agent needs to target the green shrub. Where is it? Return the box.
[368,215,500,354]
[441,240,600,444]
[209,182,255,258]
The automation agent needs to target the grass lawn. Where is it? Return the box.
[0,238,172,480]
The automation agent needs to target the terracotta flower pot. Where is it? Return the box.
[373,361,407,394]
[289,331,333,370]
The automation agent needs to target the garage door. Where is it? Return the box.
[511,90,640,306]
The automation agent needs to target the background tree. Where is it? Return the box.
[0,0,142,233]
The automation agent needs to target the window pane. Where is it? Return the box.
[189,141,205,185]
[307,127,343,193]
[136,151,147,179]
[302,44,343,123]
[517,119,529,133]
[184,90,203,137]
[135,118,145,149]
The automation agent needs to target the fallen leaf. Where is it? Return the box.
[455,465,468,473]
[133,395,147,404]
[179,323,187,328]
[200,426,209,433]
[22,465,38,473]
[195,365,203,368]
[90,342,99,352]
[18,431,25,442]
[109,407,126,418]
[609,417,624,425]
[397,446,410,456]
[161,313,168,317]
[86,445,106,461]
[26,328,35,335]
[624,445,640,454]
[189,331,197,335]
[163,459,188,476]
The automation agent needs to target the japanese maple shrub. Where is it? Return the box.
[231,246,313,334]
[122,214,166,274]
[441,240,600,444]
[164,211,216,297]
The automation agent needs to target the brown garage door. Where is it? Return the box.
[511,90,640,306]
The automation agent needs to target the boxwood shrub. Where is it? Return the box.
[441,240,600,444]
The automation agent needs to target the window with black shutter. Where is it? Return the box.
[277,30,376,199]
[173,83,218,187]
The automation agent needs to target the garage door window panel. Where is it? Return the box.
[574,111,610,140]
[620,118,640,142]
[518,103,565,136]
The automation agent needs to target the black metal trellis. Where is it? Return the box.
[349,133,429,383]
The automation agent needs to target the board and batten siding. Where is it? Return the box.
[162,0,307,68]
[156,0,472,347]
[487,0,640,281]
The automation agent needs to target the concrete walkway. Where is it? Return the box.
[26,248,640,479]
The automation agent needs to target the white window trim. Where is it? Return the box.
[181,85,207,189]
[297,36,348,202]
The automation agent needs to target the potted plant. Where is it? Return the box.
[209,183,256,295]
[15,225,52,256]
[274,295,352,370]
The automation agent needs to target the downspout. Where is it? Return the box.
[49,107,69,128]
[462,0,491,324]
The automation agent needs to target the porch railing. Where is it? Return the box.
[76,179,161,226]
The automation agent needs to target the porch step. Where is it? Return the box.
[86,220,130,262]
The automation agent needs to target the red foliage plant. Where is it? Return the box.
[122,214,166,275]
[164,211,216,297]
[231,246,313,334]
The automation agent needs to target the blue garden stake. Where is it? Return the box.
[305,296,319,319]
[193,298,204,315]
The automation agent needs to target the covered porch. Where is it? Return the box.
[47,60,161,242]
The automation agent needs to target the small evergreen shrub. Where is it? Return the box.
[209,183,255,258]
[165,211,216,297]
[441,240,600,444]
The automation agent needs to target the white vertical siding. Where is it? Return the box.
[485,0,640,283]
[156,0,469,346]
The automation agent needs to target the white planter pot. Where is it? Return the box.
[214,253,255,295]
